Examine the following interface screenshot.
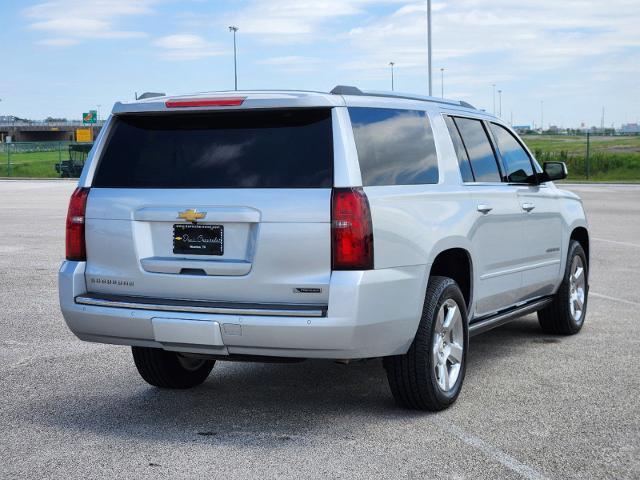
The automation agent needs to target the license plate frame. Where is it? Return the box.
[173,224,224,256]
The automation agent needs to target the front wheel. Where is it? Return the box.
[383,276,468,411]
[132,347,215,389]
[538,240,588,335]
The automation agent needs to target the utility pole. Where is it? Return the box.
[228,26,239,90]
[540,100,544,132]
[498,89,502,117]
[440,68,444,98]
[601,106,605,132]
[427,0,432,96]
[389,62,395,91]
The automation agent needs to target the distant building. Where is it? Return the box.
[513,125,532,134]
[619,123,640,134]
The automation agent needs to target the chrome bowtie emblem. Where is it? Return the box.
[178,209,207,223]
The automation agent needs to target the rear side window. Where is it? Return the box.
[92,109,333,188]
[489,123,535,183]
[444,116,474,182]
[348,107,438,186]
[453,117,501,182]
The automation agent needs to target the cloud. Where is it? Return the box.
[224,0,406,42]
[24,0,156,45]
[153,34,225,61]
[37,37,80,47]
[342,1,640,80]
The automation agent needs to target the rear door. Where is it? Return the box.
[445,116,524,317]
[84,108,334,305]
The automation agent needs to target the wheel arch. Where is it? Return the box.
[570,226,589,267]
[428,245,473,313]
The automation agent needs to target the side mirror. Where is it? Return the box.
[542,162,568,182]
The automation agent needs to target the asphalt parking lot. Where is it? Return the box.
[0,180,638,479]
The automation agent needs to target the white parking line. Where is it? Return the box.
[431,417,550,480]
[590,292,640,307]
[592,237,640,248]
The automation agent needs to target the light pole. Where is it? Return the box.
[427,0,432,96]
[492,84,496,115]
[498,90,502,117]
[540,100,544,132]
[440,68,444,98]
[228,26,239,90]
[389,62,395,91]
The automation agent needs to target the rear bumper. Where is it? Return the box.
[59,261,428,359]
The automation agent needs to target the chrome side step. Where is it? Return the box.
[75,293,327,318]
[469,297,553,337]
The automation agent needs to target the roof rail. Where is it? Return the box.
[330,85,476,110]
[330,85,364,96]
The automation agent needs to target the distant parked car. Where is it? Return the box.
[59,87,589,410]
[55,143,92,177]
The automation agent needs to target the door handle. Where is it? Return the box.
[477,204,493,214]
[522,202,536,212]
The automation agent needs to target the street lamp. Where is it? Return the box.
[389,62,395,91]
[228,26,239,90]
[498,90,502,117]
[440,68,444,98]
[427,0,432,96]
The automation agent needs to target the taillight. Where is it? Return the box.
[66,187,90,261]
[331,187,374,270]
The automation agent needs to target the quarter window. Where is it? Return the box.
[348,107,439,186]
[453,117,501,182]
[489,123,535,183]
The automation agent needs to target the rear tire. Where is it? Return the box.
[383,276,468,411]
[538,240,588,335]
[132,347,215,389]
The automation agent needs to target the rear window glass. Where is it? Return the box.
[444,116,474,182]
[348,107,438,186]
[453,117,501,182]
[92,109,333,188]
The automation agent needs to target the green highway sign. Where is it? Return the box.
[82,110,97,124]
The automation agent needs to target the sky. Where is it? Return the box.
[1,0,639,128]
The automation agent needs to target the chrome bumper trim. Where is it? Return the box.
[75,294,326,318]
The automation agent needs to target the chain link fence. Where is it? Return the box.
[0,142,91,178]
[530,134,640,181]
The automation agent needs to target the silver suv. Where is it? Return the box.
[59,86,589,410]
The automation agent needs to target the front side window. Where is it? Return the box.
[490,123,535,183]
[453,117,501,182]
[348,107,439,186]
